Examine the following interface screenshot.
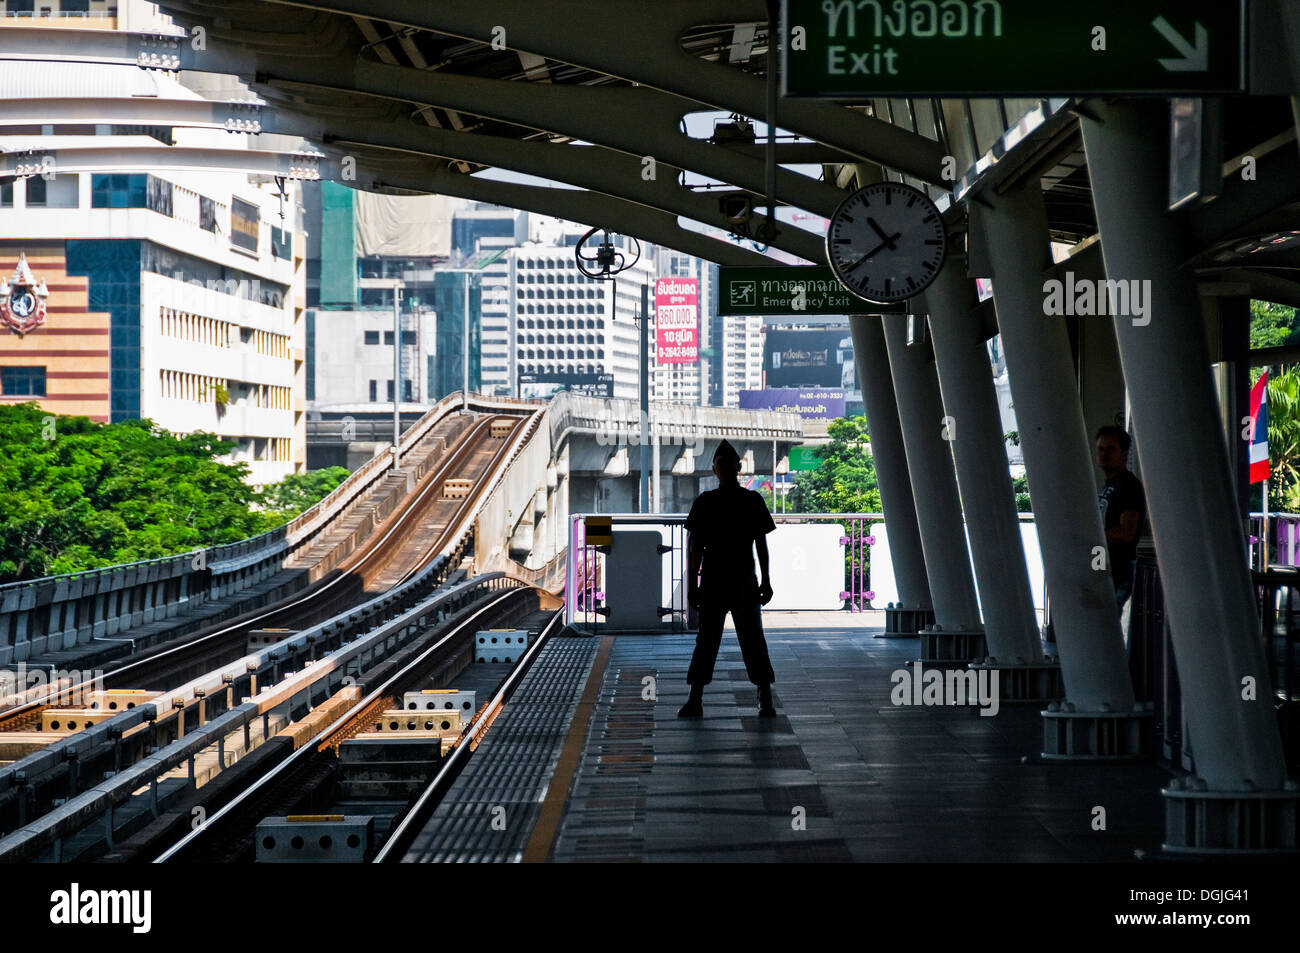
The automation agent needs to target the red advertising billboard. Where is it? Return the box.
[655,277,698,364]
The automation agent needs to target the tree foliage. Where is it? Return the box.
[787,416,882,515]
[260,466,349,520]
[1250,300,1299,350]
[0,404,346,582]
[1011,474,1033,513]
[1263,369,1300,511]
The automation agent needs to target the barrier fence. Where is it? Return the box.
[564,512,949,632]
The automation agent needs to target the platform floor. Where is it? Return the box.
[539,611,1171,862]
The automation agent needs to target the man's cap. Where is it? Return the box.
[713,439,740,464]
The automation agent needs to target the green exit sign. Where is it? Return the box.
[782,0,1244,98]
[718,266,904,316]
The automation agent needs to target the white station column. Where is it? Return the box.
[924,258,1052,689]
[881,317,984,661]
[849,315,933,634]
[1081,101,1295,851]
[974,184,1142,757]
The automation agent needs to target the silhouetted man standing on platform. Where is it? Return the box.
[678,440,777,718]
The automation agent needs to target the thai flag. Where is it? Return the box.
[1249,371,1270,484]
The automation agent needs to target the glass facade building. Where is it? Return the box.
[65,239,142,421]
[433,270,481,401]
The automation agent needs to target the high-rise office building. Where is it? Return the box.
[510,230,655,402]
[305,182,453,415]
[720,315,765,407]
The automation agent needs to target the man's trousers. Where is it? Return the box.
[687,588,775,686]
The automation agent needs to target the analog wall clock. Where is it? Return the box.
[826,182,947,304]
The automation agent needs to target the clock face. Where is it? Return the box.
[825,182,947,304]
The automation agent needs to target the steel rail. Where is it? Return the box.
[374,605,566,862]
[152,582,533,862]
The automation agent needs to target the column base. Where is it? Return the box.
[919,625,986,663]
[879,605,934,638]
[1041,703,1151,760]
[1162,780,1300,854]
[968,659,1064,703]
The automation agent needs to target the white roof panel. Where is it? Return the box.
[0,60,201,101]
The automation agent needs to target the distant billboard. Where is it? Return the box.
[765,328,850,388]
[655,276,698,364]
[519,372,614,400]
[739,388,846,420]
[230,197,260,253]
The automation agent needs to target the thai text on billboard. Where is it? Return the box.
[739,388,846,420]
[518,372,614,400]
[655,276,698,364]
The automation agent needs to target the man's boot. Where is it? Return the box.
[677,685,703,718]
[757,683,776,717]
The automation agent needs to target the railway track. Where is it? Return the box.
[148,589,562,864]
[0,409,547,852]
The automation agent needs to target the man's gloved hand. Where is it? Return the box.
[758,581,774,605]
[688,582,701,611]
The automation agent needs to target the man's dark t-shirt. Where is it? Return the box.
[685,485,776,591]
[1098,469,1145,582]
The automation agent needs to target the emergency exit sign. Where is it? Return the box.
[781,0,1244,98]
[718,266,904,316]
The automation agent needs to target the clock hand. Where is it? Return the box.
[866,217,898,250]
[843,232,904,273]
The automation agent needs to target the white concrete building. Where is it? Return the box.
[720,315,765,407]
[0,54,307,484]
[475,236,515,395]
[309,303,428,409]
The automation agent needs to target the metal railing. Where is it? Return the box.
[564,511,908,631]
[1130,553,1300,776]
[1248,513,1300,570]
[546,390,805,449]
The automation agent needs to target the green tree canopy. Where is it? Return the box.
[1250,300,1299,350]
[787,415,881,514]
[260,466,350,520]
[0,405,347,582]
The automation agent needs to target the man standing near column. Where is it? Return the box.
[1096,425,1145,612]
[679,440,777,718]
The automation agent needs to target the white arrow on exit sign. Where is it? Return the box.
[1153,16,1209,72]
